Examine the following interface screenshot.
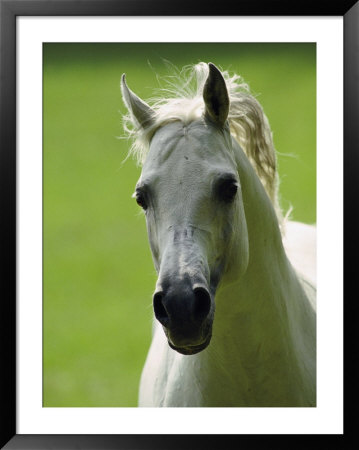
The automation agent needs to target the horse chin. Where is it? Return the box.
[168,333,212,355]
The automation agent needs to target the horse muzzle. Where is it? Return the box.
[153,281,214,355]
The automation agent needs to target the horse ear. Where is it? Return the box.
[203,63,229,127]
[121,74,155,129]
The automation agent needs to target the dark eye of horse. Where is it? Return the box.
[135,193,148,210]
[218,179,238,203]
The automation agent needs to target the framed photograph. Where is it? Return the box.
[1,1,356,448]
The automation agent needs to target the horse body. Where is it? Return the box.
[121,63,316,407]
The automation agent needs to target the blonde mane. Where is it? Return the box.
[123,62,281,220]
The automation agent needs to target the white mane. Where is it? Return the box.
[123,62,281,219]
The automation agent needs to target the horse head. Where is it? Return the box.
[122,64,249,355]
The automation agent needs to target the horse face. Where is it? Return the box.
[135,121,248,354]
[123,63,248,354]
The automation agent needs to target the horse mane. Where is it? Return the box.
[122,62,282,221]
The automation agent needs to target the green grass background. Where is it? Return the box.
[43,43,316,406]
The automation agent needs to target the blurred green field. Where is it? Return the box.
[43,43,316,407]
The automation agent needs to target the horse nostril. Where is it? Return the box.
[153,291,169,327]
[193,287,211,322]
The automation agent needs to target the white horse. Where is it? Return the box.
[121,62,316,407]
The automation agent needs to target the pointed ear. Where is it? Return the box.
[203,63,229,127]
[121,74,155,129]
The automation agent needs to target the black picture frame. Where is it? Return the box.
[1,1,357,448]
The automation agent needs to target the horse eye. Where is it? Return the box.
[135,192,148,210]
[218,180,238,202]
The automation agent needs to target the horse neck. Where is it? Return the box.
[210,143,316,403]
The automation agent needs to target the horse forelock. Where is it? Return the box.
[122,62,282,222]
